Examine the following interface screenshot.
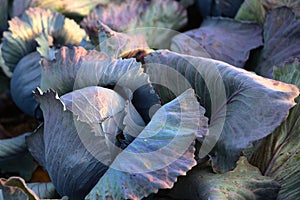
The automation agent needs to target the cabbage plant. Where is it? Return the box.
[0,1,300,200]
[25,42,298,200]
[23,45,206,199]
[0,7,87,119]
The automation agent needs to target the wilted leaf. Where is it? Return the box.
[250,59,300,199]
[171,17,262,68]
[254,7,300,78]
[144,50,299,173]
[0,176,39,200]
[86,89,208,200]
[157,157,280,200]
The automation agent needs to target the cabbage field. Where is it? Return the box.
[0,0,299,199]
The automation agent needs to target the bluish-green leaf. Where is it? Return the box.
[0,45,12,78]
[250,59,300,200]
[273,58,300,88]
[0,133,37,181]
[235,0,300,24]
[0,153,37,182]
[254,7,300,78]
[33,88,112,199]
[26,125,45,167]
[0,133,30,161]
[28,182,59,199]
[144,50,299,173]
[171,17,262,68]
[156,157,280,200]
[81,0,187,46]
[10,52,42,119]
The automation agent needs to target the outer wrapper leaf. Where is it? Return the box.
[156,157,280,200]
[250,59,300,200]
[1,7,86,72]
[40,46,91,95]
[254,7,300,78]
[0,153,37,182]
[144,50,299,173]
[86,89,208,200]
[0,133,37,181]
[10,52,42,119]
[41,46,160,123]
[235,0,300,24]
[33,88,110,200]
[0,133,30,161]
[26,125,45,167]
[171,17,262,68]
[1,8,87,118]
